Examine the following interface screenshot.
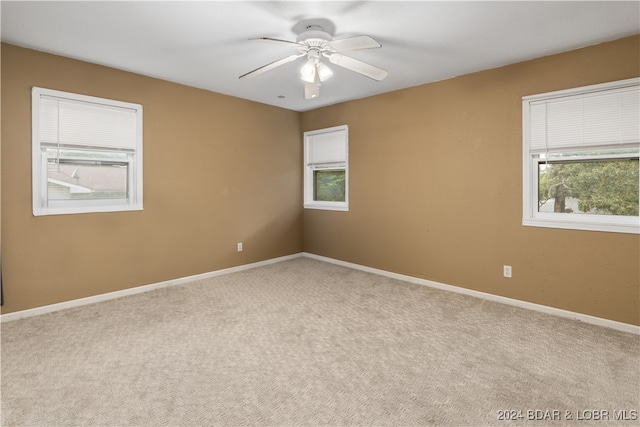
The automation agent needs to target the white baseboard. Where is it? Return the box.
[302,252,640,335]
[3,251,638,335]
[0,253,303,323]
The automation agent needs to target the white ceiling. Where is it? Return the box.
[1,1,639,112]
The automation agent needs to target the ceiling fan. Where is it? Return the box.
[239,25,388,100]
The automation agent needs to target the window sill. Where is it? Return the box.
[304,203,349,212]
[34,203,143,217]
[523,217,639,234]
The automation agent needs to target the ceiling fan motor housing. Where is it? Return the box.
[296,29,333,46]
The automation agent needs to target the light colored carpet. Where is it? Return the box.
[1,257,638,426]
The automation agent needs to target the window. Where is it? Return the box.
[522,78,639,234]
[32,87,143,216]
[304,125,348,211]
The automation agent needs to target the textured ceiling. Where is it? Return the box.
[2,1,639,111]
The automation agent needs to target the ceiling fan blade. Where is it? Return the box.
[328,36,381,52]
[328,53,388,81]
[250,37,305,49]
[239,54,304,79]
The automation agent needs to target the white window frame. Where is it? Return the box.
[522,78,639,234]
[32,87,143,216]
[303,125,349,211]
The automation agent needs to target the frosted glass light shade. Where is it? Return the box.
[301,61,333,83]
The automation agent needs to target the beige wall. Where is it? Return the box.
[1,44,303,313]
[302,35,640,326]
[2,36,639,326]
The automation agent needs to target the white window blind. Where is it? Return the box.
[522,78,639,234]
[306,128,347,166]
[39,94,138,150]
[32,87,143,216]
[527,83,640,152]
[303,125,349,211]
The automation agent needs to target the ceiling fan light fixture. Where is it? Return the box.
[300,58,317,83]
[301,60,333,83]
[304,82,320,99]
[317,62,333,81]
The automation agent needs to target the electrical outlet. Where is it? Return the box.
[237,242,243,252]
[503,265,512,278]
